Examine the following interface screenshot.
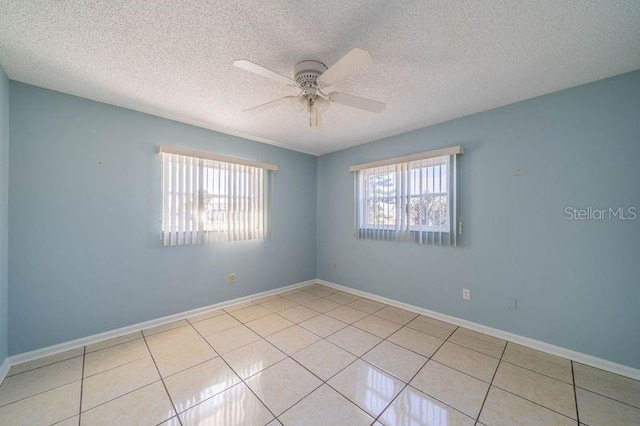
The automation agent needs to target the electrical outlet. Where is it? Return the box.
[228,273,236,284]
[508,298,518,310]
[332,263,337,271]
[462,289,471,300]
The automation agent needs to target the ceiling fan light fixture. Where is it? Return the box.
[314,97,330,112]
[235,47,386,127]
[291,96,308,114]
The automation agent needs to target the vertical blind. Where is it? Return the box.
[350,145,463,246]
[159,145,276,246]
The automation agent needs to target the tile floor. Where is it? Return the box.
[0,283,639,425]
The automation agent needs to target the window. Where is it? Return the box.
[159,145,277,246]
[351,145,463,246]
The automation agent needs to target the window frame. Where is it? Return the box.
[159,145,276,246]
[358,160,451,233]
[351,145,462,246]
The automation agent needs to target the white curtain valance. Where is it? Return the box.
[349,145,463,172]
[159,145,278,172]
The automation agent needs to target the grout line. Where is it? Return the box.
[185,309,226,325]
[200,296,378,422]
[253,355,324,420]
[187,321,280,422]
[474,339,507,423]
[320,296,575,422]
[488,384,580,422]
[572,361,581,424]
[4,353,84,379]
[499,357,573,385]
[574,385,640,410]
[82,354,150,379]
[141,334,183,426]
[240,316,350,421]
[370,328,452,424]
[78,346,86,423]
[467,345,584,423]
[8,285,638,425]
[78,379,164,414]
[84,332,144,355]
[405,323,458,342]
[472,347,583,423]
[289,300,442,422]
[0,377,82,409]
[141,320,191,338]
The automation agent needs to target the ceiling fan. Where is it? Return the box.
[233,48,386,127]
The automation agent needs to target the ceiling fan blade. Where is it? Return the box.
[244,96,295,113]
[318,48,372,86]
[233,60,296,86]
[329,92,386,113]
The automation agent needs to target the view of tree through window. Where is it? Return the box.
[361,158,449,232]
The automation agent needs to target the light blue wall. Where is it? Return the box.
[8,82,317,354]
[7,72,640,369]
[317,71,640,369]
[0,66,9,364]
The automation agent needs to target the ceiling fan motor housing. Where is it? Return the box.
[294,60,328,97]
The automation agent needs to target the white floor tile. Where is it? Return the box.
[179,383,273,426]
[479,386,575,426]
[362,341,427,382]
[432,342,499,383]
[574,362,640,408]
[3,286,638,425]
[266,325,320,355]
[0,357,83,406]
[8,348,84,377]
[387,326,444,358]
[406,315,457,340]
[85,332,142,354]
[245,358,321,416]
[81,382,175,426]
[245,313,294,337]
[299,314,347,337]
[493,361,576,419]
[164,357,240,414]
[293,340,356,381]
[81,357,159,411]
[146,327,217,377]
[279,384,373,425]
[411,361,489,418]
[0,381,80,426]
[380,385,475,426]
[83,339,149,377]
[327,326,382,357]
[502,343,572,383]
[328,359,404,418]
[448,328,506,359]
[576,387,640,426]
[221,339,285,379]
[205,324,261,354]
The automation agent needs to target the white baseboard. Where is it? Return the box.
[3,277,639,385]
[317,279,640,381]
[0,279,316,384]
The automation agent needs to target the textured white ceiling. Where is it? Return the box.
[1,1,639,155]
